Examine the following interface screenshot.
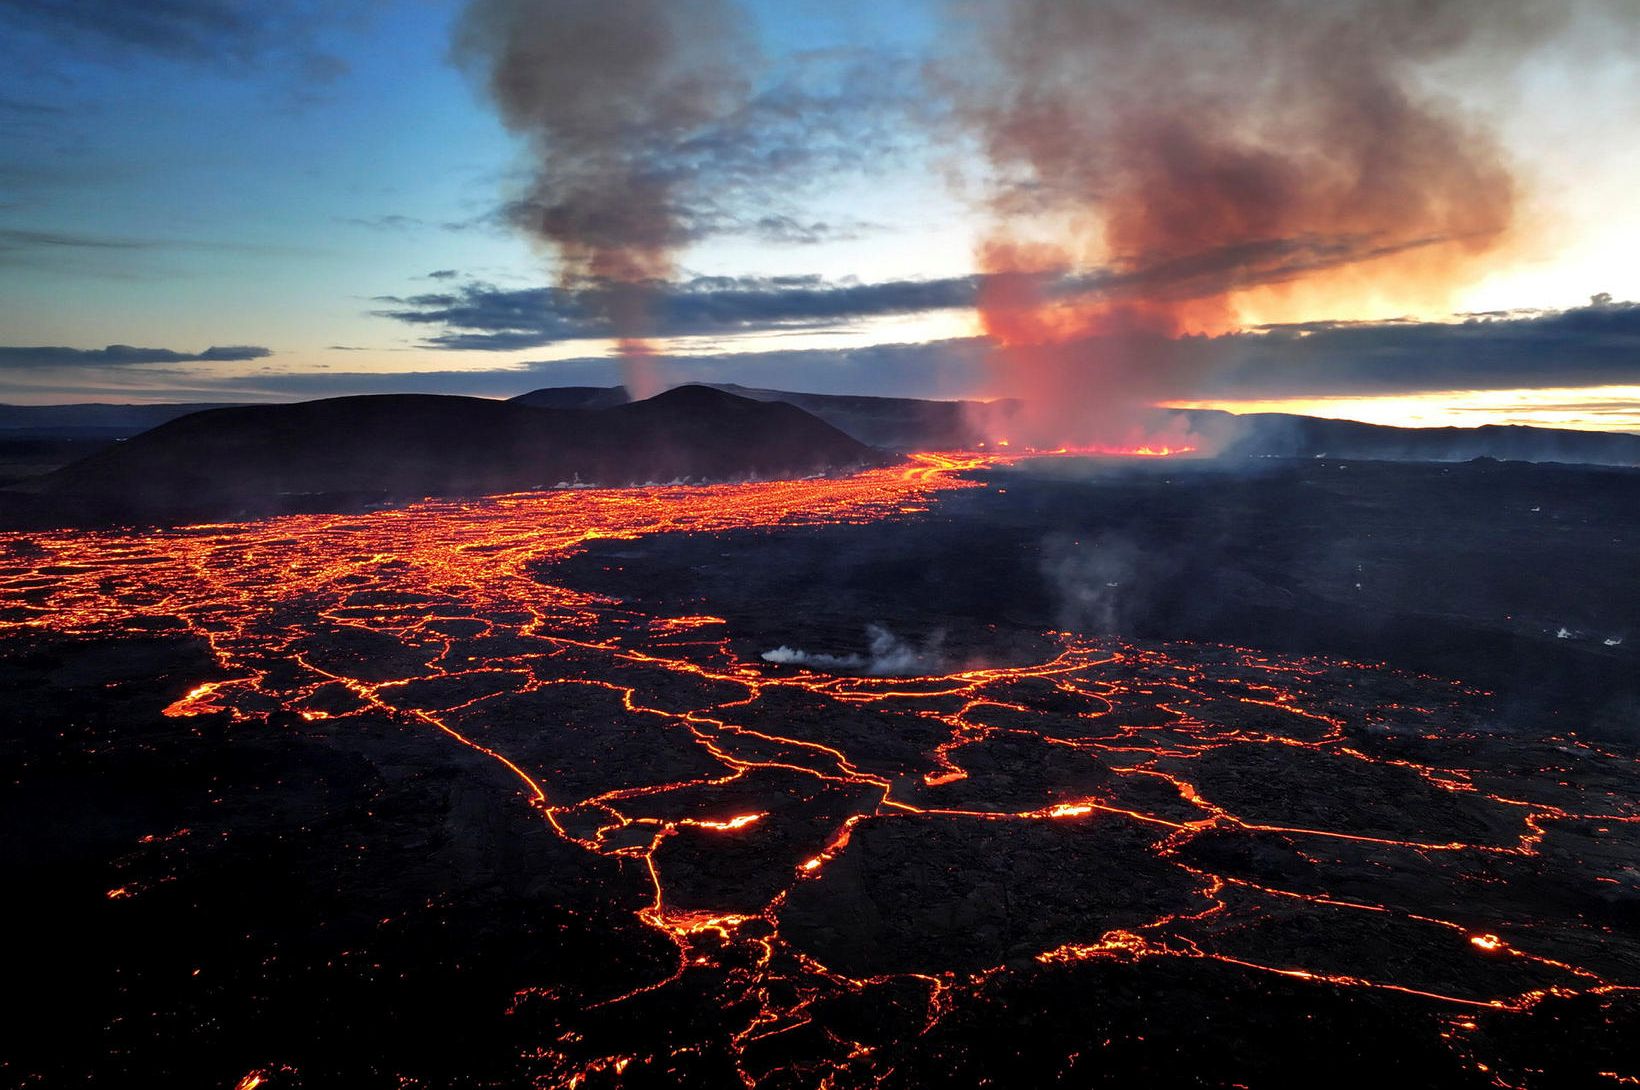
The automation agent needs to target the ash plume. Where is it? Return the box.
[950,0,1603,448]
[453,0,753,397]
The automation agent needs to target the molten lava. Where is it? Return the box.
[3,449,1635,1087]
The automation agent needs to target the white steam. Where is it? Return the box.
[761,624,944,676]
[1039,533,1142,634]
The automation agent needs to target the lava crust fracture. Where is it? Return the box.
[3,452,1637,1088]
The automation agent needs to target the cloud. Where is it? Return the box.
[748,214,880,246]
[1204,296,1640,397]
[0,96,68,130]
[0,225,318,274]
[6,297,1636,405]
[434,293,1640,401]
[377,274,979,349]
[0,0,359,75]
[0,227,150,253]
[364,291,1640,402]
[378,235,1463,352]
[341,214,425,232]
[0,344,271,368]
[0,96,65,115]
[0,336,989,403]
[0,225,310,256]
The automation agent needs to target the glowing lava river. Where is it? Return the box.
[2,452,1637,1088]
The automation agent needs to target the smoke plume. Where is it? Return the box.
[953,0,1586,448]
[453,0,752,397]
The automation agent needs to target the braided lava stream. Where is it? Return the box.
[3,451,1638,1088]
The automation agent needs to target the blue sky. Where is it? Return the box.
[0,0,981,396]
[2,0,1639,432]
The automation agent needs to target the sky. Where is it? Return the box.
[1,0,1638,435]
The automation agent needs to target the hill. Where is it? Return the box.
[6,386,876,527]
[515,384,985,449]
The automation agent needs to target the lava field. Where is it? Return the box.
[3,453,1637,1088]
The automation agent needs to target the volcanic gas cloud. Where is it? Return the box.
[955,0,1588,450]
[454,0,750,397]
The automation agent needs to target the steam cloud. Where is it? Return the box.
[453,0,753,397]
[762,624,945,677]
[1038,533,1146,635]
[952,0,1599,448]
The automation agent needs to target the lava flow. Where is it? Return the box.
[3,449,1637,1088]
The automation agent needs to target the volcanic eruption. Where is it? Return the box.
[951,0,1597,449]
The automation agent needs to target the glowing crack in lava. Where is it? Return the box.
[3,449,1638,1087]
